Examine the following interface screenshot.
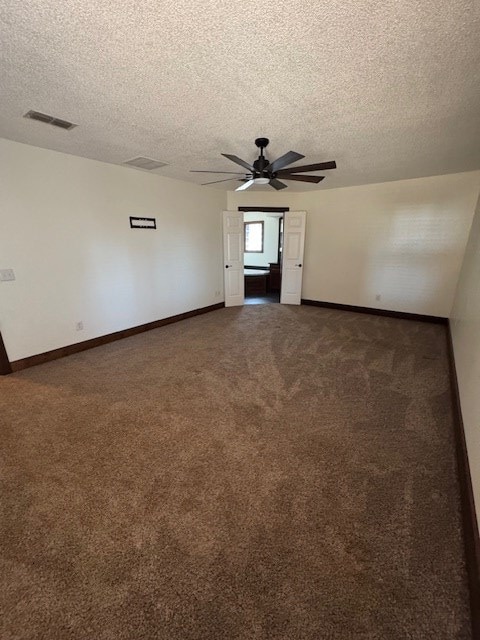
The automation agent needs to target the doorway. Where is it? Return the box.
[223,208,306,307]
[242,210,284,305]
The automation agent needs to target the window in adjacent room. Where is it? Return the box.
[244,221,264,253]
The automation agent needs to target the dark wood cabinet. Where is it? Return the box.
[244,270,268,296]
[268,263,281,291]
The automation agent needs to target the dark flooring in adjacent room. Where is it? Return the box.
[244,292,280,305]
[0,305,471,639]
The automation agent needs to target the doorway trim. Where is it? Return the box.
[238,207,289,213]
[0,330,12,375]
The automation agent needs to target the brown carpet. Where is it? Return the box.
[0,305,471,639]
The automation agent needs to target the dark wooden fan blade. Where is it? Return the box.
[269,178,288,190]
[221,154,256,172]
[190,170,246,174]
[277,161,336,174]
[282,174,325,183]
[201,178,243,185]
[268,151,305,173]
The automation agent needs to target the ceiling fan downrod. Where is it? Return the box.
[254,137,270,174]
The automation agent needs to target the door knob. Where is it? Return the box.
[225,265,230,268]
[296,263,302,267]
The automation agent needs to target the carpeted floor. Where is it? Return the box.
[0,305,471,639]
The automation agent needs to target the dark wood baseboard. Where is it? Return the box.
[301,299,448,325]
[0,330,12,375]
[446,322,480,639]
[9,302,225,373]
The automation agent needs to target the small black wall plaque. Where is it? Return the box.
[130,216,156,229]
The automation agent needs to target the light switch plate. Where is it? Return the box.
[0,268,15,282]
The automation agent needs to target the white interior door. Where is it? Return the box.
[280,211,306,305]
[223,211,244,307]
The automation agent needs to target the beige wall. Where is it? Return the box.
[1,136,478,365]
[228,172,480,317]
[0,138,226,361]
[451,192,480,517]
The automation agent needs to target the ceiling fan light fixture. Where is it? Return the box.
[193,139,337,190]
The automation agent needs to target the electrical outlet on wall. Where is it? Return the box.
[0,268,15,282]
[76,321,84,331]
[375,294,381,301]
[215,290,222,297]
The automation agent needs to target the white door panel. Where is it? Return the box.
[226,228,242,261]
[223,211,244,307]
[282,267,302,296]
[280,211,306,305]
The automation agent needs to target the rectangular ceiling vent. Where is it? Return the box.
[24,110,77,130]
[124,157,168,171]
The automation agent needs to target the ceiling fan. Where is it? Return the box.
[191,138,336,191]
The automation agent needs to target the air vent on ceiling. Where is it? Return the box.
[124,157,168,171]
[23,110,77,130]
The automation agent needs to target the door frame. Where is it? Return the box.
[238,207,290,213]
[0,330,12,375]
[239,206,289,265]
[238,206,290,304]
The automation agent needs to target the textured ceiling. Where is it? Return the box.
[1,0,479,191]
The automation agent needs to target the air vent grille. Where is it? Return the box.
[24,110,77,130]
[124,157,168,170]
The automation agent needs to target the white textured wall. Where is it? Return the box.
[0,138,226,362]
[451,192,480,517]
[228,172,480,316]
[243,212,279,267]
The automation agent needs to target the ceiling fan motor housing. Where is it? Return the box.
[254,138,270,174]
[253,157,270,174]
